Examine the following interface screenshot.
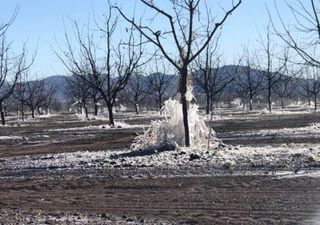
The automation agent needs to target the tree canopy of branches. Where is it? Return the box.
[273,65,300,109]
[192,33,237,114]
[147,61,175,111]
[299,66,320,110]
[57,4,144,126]
[0,13,34,125]
[64,75,91,117]
[235,47,263,111]
[115,0,242,146]
[19,77,55,118]
[123,72,149,115]
[272,0,320,68]
[255,23,288,112]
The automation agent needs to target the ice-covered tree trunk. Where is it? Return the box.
[249,98,253,111]
[134,103,139,115]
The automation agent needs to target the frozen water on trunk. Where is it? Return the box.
[131,97,218,151]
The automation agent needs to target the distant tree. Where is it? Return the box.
[255,22,288,112]
[19,77,55,118]
[65,75,90,117]
[123,72,149,115]
[115,0,242,146]
[300,66,320,110]
[147,61,175,111]
[298,68,313,108]
[193,55,235,114]
[88,86,102,116]
[41,85,56,115]
[235,47,263,111]
[273,66,301,109]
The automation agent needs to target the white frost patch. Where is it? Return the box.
[0,136,24,141]
[75,113,108,121]
[38,114,59,118]
[225,123,320,139]
[46,122,141,132]
[47,125,105,132]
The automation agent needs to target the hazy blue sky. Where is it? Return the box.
[0,0,293,76]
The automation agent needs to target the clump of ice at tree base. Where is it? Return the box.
[131,97,220,152]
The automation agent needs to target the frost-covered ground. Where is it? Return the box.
[1,142,320,180]
[2,110,320,179]
[0,208,172,225]
[220,123,320,141]
[2,110,320,224]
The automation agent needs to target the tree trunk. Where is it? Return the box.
[31,109,35,118]
[107,104,115,127]
[205,93,210,114]
[281,98,285,109]
[21,101,25,121]
[308,97,311,109]
[94,104,98,116]
[0,102,5,126]
[84,105,88,118]
[180,67,190,147]
[158,96,162,111]
[134,103,139,115]
[268,86,272,112]
[78,101,82,114]
[314,94,317,111]
[249,98,253,111]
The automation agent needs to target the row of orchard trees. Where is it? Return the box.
[228,0,320,112]
[58,0,320,146]
[64,60,176,117]
[57,0,242,147]
[3,0,319,148]
[0,9,57,125]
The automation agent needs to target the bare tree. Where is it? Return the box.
[88,86,102,116]
[298,68,313,108]
[65,75,91,117]
[123,72,149,114]
[19,77,54,118]
[193,53,235,114]
[273,66,301,109]
[235,47,263,111]
[255,23,288,112]
[271,1,320,109]
[41,85,56,115]
[0,34,32,124]
[57,5,144,126]
[272,0,320,68]
[115,0,242,146]
[147,60,175,111]
[300,66,320,110]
